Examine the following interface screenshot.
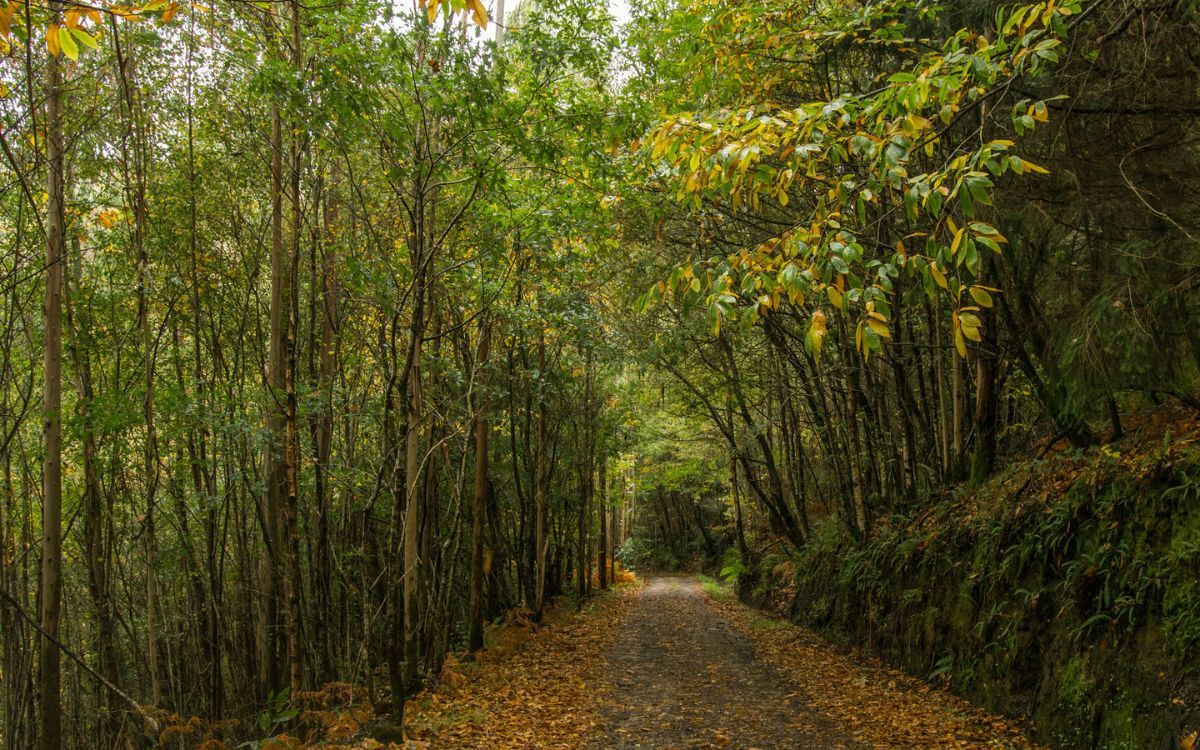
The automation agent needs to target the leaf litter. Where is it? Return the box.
[703,582,1042,749]
[285,569,1040,749]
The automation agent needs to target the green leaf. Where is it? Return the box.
[954,327,968,358]
[969,287,994,307]
[58,25,77,60]
[70,27,97,50]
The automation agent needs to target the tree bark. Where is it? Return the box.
[313,164,339,682]
[283,0,305,696]
[969,269,999,486]
[39,22,65,749]
[598,457,607,590]
[534,332,548,620]
[468,318,490,652]
[259,98,287,700]
[112,25,162,708]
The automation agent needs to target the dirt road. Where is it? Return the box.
[400,574,1038,748]
[595,576,862,749]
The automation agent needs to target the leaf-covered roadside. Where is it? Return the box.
[403,587,638,748]
[701,585,1041,749]
[148,579,637,749]
[307,581,638,750]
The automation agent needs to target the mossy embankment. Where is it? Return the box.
[740,413,1200,749]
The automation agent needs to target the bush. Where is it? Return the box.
[616,536,679,571]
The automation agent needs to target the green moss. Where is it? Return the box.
[1059,655,1093,705]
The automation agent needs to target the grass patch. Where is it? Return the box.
[750,616,790,631]
[698,574,727,601]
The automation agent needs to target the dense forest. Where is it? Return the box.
[0,0,1198,747]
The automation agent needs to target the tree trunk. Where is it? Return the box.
[934,301,951,477]
[259,99,287,700]
[399,216,430,722]
[184,23,223,714]
[313,165,339,682]
[969,270,998,485]
[283,0,305,695]
[951,342,966,480]
[844,367,869,537]
[113,27,162,708]
[534,332,548,620]
[598,457,607,590]
[468,318,490,652]
[66,224,123,748]
[39,24,65,749]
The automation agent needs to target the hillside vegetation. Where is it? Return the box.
[738,409,1200,748]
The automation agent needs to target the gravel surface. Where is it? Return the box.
[594,576,863,750]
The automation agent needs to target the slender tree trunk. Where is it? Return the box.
[609,472,619,576]
[731,455,749,559]
[259,99,286,700]
[576,465,588,601]
[418,306,443,674]
[576,359,592,602]
[934,301,951,477]
[399,28,436,719]
[844,368,869,537]
[534,332,548,620]
[969,261,998,484]
[383,312,404,710]
[66,229,122,748]
[402,293,424,708]
[970,316,998,484]
[952,343,966,480]
[468,318,490,652]
[183,14,223,713]
[283,0,305,695]
[597,457,607,590]
[113,27,162,707]
[39,23,65,749]
[313,165,339,681]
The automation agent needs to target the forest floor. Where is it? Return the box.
[337,574,1040,749]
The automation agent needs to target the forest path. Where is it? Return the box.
[398,574,1038,748]
[591,575,1039,750]
[593,575,863,749]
